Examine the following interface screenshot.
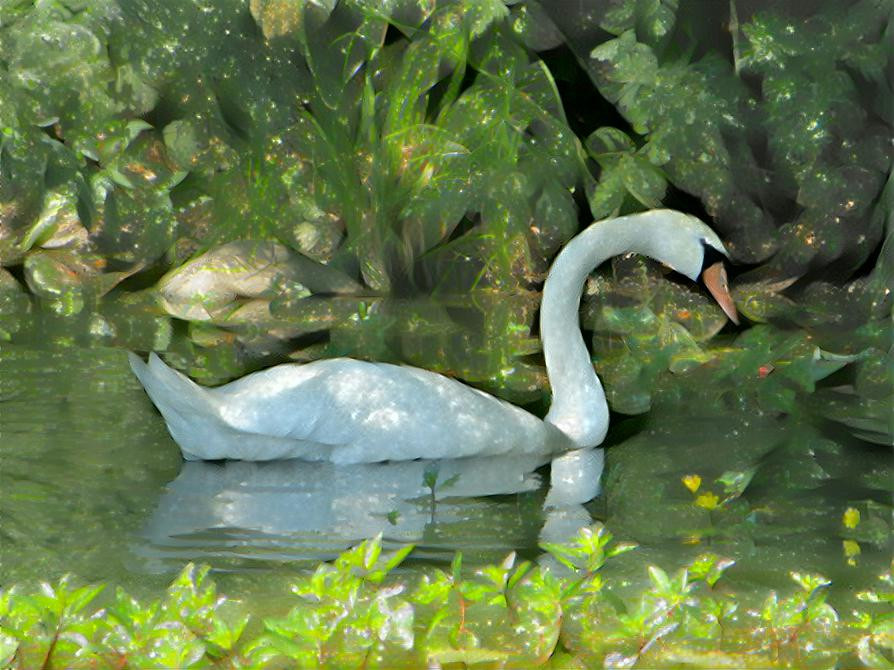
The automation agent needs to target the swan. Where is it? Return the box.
[130,209,738,471]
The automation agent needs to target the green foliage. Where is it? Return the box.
[2,529,889,668]
[737,0,890,278]
[598,0,679,48]
[163,0,583,298]
[587,26,774,263]
[0,564,248,669]
[248,535,416,667]
[854,562,894,668]
[576,0,891,272]
[2,0,597,392]
[541,523,637,599]
[584,126,667,219]
[581,253,729,413]
[0,0,890,415]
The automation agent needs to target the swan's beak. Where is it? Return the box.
[703,261,739,325]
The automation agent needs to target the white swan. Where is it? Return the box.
[130,210,738,469]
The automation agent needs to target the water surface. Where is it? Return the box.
[1,342,889,615]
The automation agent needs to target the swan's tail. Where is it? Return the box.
[129,352,219,459]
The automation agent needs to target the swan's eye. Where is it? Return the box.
[700,241,727,273]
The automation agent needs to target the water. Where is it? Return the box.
[0,344,547,598]
[2,340,889,616]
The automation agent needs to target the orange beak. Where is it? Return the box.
[703,261,739,325]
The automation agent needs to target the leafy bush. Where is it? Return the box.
[2,529,893,668]
[0,0,888,409]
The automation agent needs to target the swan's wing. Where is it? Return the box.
[210,357,570,462]
[298,360,568,462]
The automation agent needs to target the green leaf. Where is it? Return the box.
[430,647,509,665]
[689,553,735,587]
[540,542,578,572]
[586,126,636,158]
[254,629,318,663]
[647,565,671,592]
[383,39,442,137]
[589,31,659,119]
[304,2,387,111]
[507,561,532,590]
[411,571,451,606]
[790,571,831,594]
[64,583,105,618]
[18,185,85,253]
[451,553,463,583]
[588,167,627,220]
[606,541,639,559]
[382,544,415,575]
[462,0,508,39]
[716,468,756,498]
[618,153,666,208]
[601,0,679,47]
[364,534,383,570]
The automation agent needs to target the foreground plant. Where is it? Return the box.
[0,565,248,669]
[1,528,891,669]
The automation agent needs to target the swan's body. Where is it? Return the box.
[131,210,734,468]
[130,353,572,462]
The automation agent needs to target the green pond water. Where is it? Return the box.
[1,339,889,620]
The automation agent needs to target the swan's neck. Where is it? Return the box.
[541,216,666,447]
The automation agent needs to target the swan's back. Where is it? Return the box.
[130,353,572,463]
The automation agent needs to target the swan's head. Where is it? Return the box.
[641,210,739,324]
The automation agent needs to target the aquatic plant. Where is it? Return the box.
[2,529,892,668]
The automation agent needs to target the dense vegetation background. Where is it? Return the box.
[1,0,890,410]
[0,0,891,667]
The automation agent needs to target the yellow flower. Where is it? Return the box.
[694,492,720,511]
[843,539,861,566]
[843,507,861,529]
[682,474,702,494]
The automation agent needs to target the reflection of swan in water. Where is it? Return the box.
[137,454,588,565]
[130,211,736,496]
